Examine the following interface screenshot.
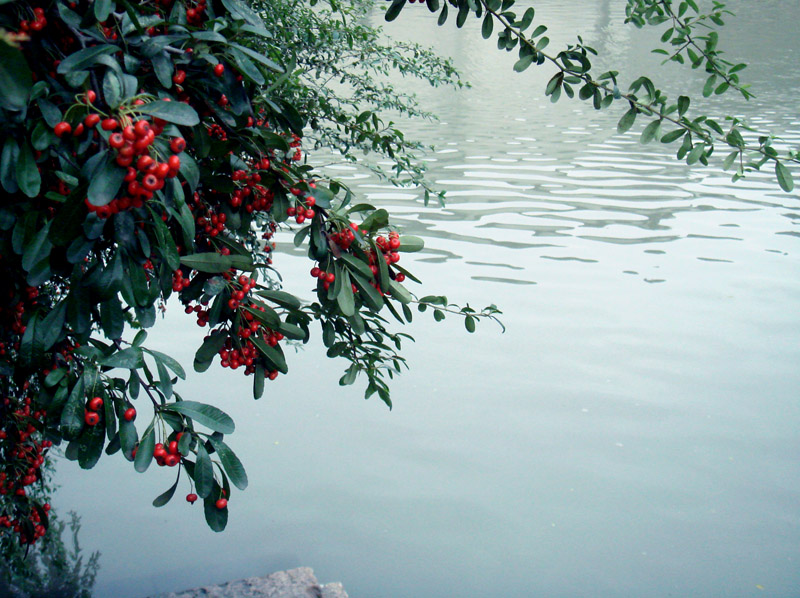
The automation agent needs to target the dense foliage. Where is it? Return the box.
[0,0,501,551]
[387,0,798,191]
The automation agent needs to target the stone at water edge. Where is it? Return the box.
[147,567,348,598]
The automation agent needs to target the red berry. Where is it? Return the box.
[164,454,179,467]
[186,493,198,504]
[101,118,119,131]
[170,137,186,153]
[167,155,181,171]
[136,155,154,172]
[87,396,103,411]
[123,407,136,422]
[173,70,186,85]
[213,63,225,77]
[215,498,228,509]
[84,411,100,426]
[133,120,151,138]
[142,174,159,191]
[84,113,100,128]
[108,133,125,149]
[153,162,170,180]
[54,122,72,137]
[85,90,97,104]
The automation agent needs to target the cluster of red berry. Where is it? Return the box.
[0,392,53,545]
[17,6,46,34]
[185,0,208,26]
[289,133,303,162]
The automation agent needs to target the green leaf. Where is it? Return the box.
[702,74,716,98]
[155,358,173,400]
[337,270,355,316]
[677,95,690,116]
[100,347,143,369]
[16,141,41,198]
[253,365,265,399]
[514,55,534,73]
[163,400,235,434]
[465,315,476,333]
[1,137,20,193]
[398,235,424,252]
[57,44,118,74]
[385,0,406,22]
[775,161,794,192]
[389,281,412,304]
[145,349,186,380]
[41,301,67,350]
[251,336,289,374]
[152,475,180,507]
[221,0,268,28]
[203,490,228,532]
[640,120,661,144]
[135,101,200,126]
[228,43,284,73]
[256,289,302,309]
[78,422,105,470]
[230,47,265,85]
[60,378,86,440]
[339,254,374,279]
[208,437,248,491]
[119,417,138,458]
[686,144,705,165]
[194,329,227,372]
[660,129,685,144]
[617,108,637,134]
[88,153,126,207]
[0,41,32,111]
[194,443,215,498]
[351,272,384,312]
[22,221,52,273]
[722,150,739,171]
[135,424,156,472]
[481,14,493,39]
[19,313,44,368]
[181,253,235,273]
[360,208,389,233]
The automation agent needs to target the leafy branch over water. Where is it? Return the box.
[387,0,799,192]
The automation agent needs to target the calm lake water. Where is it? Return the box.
[54,1,800,597]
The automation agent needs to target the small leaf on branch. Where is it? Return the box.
[775,161,794,192]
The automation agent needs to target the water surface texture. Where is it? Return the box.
[55,2,799,597]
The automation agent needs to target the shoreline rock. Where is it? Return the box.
[147,567,348,598]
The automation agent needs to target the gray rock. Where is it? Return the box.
[148,567,348,598]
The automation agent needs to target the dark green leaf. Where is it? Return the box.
[134,423,156,472]
[57,45,118,74]
[16,141,41,198]
[194,443,214,498]
[163,400,235,434]
[203,490,227,532]
[135,101,200,126]
[153,475,180,507]
[78,422,105,469]
[208,436,248,491]
[0,41,32,111]
[60,378,86,440]
[100,347,143,369]
[385,0,406,22]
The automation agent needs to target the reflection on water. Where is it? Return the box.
[54,2,799,598]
